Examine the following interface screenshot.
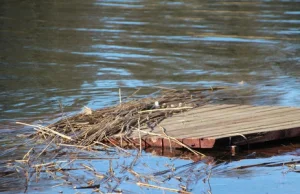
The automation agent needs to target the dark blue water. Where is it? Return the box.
[1,0,300,130]
[1,0,300,193]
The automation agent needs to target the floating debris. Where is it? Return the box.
[21,87,224,148]
[6,87,228,193]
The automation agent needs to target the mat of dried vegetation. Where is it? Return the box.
[19,87,224,149]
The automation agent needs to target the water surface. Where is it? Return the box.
[1,0,300,129]
[1,1,300,193]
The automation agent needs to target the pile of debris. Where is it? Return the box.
[30,87,222,146]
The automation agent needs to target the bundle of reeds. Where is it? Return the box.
[29,87,223,146]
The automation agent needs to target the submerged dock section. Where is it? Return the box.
[129,104,300,148]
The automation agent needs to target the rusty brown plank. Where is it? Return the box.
[232,127,300,145]
[110,136,216,149]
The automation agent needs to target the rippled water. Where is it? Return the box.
[1,0,300,129]
[0,1,300,193]
[1,138,300,194]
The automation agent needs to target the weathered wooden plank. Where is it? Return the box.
[168,105,278,119]
[167,114,300,138]
[162,105,258,124]
[164,110,300,132]
[160,107,298,130]
[127,104,300,148]
[162,107,289,127]
[181,120,300,139]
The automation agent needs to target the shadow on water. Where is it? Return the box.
[1,133,300,194]
[1,0,300,193]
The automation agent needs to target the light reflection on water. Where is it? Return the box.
[1,0,300,128]
[1,138,299,194]
[0,0,300,192]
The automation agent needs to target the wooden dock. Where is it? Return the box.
[125,104,300,149]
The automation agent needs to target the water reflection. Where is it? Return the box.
[1,1,300,192]
[0,0,300,128]
[1,134,300,194]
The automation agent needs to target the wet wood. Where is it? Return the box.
[129,104,300,148]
